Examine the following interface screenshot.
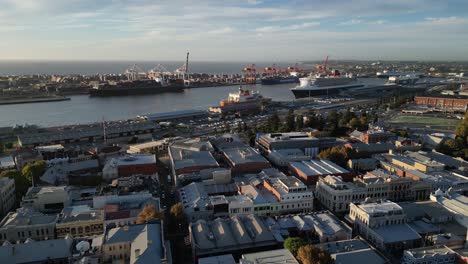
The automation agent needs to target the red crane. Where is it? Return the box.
[316,55,329,74]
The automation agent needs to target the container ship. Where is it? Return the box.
[260,76,299,85]
[89,79,184,97]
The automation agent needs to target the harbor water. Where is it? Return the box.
[0,83,297,127]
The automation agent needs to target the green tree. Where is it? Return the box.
[296,115,304,130]
[21,160,46,185]
[296,245,334,264]
[267,113,281,132]
[284,237,307,257]
[0,170,30,201]
[286,109,296,132]
[237,122,243,133]
[455,112,468,139]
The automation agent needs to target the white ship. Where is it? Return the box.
[290,70,364,98]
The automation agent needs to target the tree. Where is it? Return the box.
[136,204,164,224]
[284,237,307,257]
[318,146,355,167]
[455,112,468,139]
[286,110,296,132]
[170,202,184,220]
[0,170,30,201]
[296,115,304,130]
[349,118,361,130]
[21,160,46,185]
[237,122,243,133]
[267,113,280,132]
[296,245,334,264]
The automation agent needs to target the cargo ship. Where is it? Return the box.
[387,75,419,85]
[260,76,299,85]
[89,79,184,97]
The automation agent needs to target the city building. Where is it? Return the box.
[430,191,468,228]
[0,178,15,216]
[405,150,468,171]
[13,148,43,170]
[402,245,459,264]
[256,132,319,154]
[17,121,158,147]
[168,138,219,184]
[189,215,278,260]
[414,95,468,112]
[40,157,100,185]
[266,148,311,167]
[288,159,352,185]
[0,208,58,243]
[347,200,422,255]
[221,146,271,175]
[315,238,389,264]
[127,137,182,154]
[198,254,236,264]
[102,154,157,181]
[93,191,154,209]
[104,197,160,228]
[0,235,74,263]
[239,249,298,264]
[55,205,104,238]
[344,142,395,156]
[0,156,15,171]
[348,158,379,172]
[101,222,171,264]
[21,186,71,213]
[315,175,367,213]
[360,129,394,144]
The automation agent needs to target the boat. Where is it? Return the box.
[260,76,299,85]
[290,70,364,98]
[89,79,184,97]
[220,87,271,106]
[387,75,419,85]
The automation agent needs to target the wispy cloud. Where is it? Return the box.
[338,19,362,26]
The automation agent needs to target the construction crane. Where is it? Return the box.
[124,64,146,80]
[316,56,329,74]
[242,64,257,85]
[148,64,170,80]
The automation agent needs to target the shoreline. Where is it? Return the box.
[0,96,70,105]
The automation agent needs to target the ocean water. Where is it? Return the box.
[0,61,299,75]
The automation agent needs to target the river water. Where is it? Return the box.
[0,83,296,127]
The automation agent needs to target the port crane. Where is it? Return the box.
[316,55,329,74]
[125,64,146,80]
[242,64,257,84]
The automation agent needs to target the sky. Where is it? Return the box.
[0,0,468,61]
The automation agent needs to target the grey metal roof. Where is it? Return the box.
[0,236,73,263]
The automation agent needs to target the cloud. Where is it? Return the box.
[424,16,467,25]
[255,22,320,32]
[247,0,262,5]
[338,19,362,26]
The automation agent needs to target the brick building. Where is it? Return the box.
[414,96,468,112]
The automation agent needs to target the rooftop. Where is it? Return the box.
[138,109,207,121]
[259,132,318,143]
[106,154,156,167]
[0,208,58,228]
[58,205,103,224]
[169,139,219,171]
[373,224,421,243]
[289,159,349,176]
[104,223,165,264]
[223,146,269,166]
[316,239,387,264]
[354,200,404,216]
[199,254,236,264]
[0,236,73,263]
[240,249,298,264]
[406,245,457,259]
